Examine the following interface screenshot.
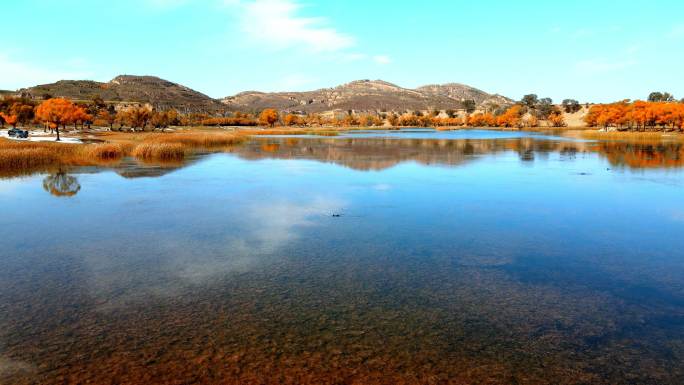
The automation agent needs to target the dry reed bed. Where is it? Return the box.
[566,130,684,142]
[242,128,340,136]
[0,132,247,177]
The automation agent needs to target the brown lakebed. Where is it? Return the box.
[1,129,683,384]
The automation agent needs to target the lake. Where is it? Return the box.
[1,129,683,384]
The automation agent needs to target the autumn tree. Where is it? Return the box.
[124,106,153,130]
[0,112,18,128]
[467,112,495,127]
[496,105,523,128]
[359,114,377,127]
[35,98,79,141]
[548,109,566,127]
[97,110,116,130]
[523,114,539,127]
[342,114,359,126]
[583,100,684,131]
[387,113,399,126]
[1,97,36,128]
[305,113,323,126]
[259,109,279,127]
[150,109,180,129]
[70,106,92,130]
[283,113,301,126]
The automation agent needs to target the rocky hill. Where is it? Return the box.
[15,76,513,115]
[416,83,512,106]
[221,79,513,113]
[19,75,225,113]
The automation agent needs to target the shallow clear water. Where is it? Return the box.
[1,130,684,384]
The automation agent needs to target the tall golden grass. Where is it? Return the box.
[143,132,247,147]
[82,143,128,160]
[131,143,185,160]
[0,132,248,177]
[566,130,684,142]
[242,128,339,136]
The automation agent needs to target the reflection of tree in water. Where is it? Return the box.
[43,172,81,197]
[236,137,684,170]
[594,142,684,168]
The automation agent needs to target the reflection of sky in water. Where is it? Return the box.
[1,134,684,383]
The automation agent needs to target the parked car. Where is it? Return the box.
[8,127,29,138]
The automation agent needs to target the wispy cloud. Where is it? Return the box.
[225,0,354,52]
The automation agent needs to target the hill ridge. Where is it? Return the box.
[17,75,514,114]
[222,79,513,113]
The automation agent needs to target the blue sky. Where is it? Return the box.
[3,0,684,102]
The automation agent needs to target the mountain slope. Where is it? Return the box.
[20,75,225,113]
[17,76,514,114]
[221,79,513,113]
[416,83,512,106]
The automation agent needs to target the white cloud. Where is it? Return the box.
[373,55,391,65]
[226,0,355,52]
[0,54,94,90]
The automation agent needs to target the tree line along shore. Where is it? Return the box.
[1,91,684,139]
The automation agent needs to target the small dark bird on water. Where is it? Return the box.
[332,214,342,217]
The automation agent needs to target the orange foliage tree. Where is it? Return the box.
[585,100,684,131]
[0,112,18,128]
[496,105,523,128]
[97,110,118,130]
[548,110,565,127]
[259,109,279,127]
[35,98,79,141]
[467,113,495,127]
[70,106,92,130]
[123,106,153,131]
[283,113,303,126]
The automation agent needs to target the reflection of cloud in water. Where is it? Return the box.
[87,196,345,309]
[372,183,392,191]
[176,197,345,281]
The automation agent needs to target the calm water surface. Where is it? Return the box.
[1,130,683,384]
